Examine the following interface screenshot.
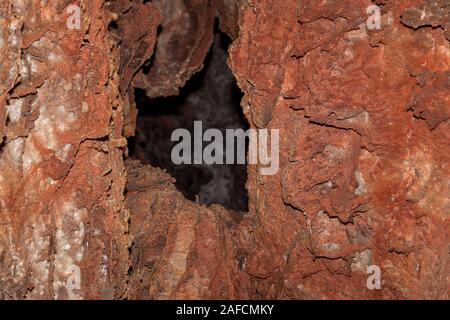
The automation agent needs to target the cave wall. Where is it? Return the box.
[0,0,448,299]
[228,0,449,299]
[127,0,449,299]
[0,0,133,299]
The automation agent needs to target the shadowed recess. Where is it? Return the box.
[129,31,249,212]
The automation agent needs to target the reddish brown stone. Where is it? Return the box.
[0,0,448,300]
[133,0,217,98]
[125,160,252,299]
[228,0,449,299]
[0,0,130,299]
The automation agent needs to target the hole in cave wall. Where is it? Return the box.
[128,31,249,212]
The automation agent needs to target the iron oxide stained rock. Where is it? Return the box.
[0,0,448,300]
[0,0,133,299]
[133,0,217,98]
[216,0,246,40]
[228,0,449,299]
[125,160,252,299]
[106,1,162,137]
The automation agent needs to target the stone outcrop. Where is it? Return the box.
[226,0,449,299]
[0,0,131,299]
[0,0,448,299]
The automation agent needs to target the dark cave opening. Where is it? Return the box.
[129,31,249,212]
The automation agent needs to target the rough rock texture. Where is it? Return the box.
[216,0,246,39]
[227,0,449,299]
[133,0,217,98]
[128,0,449,299]
[0,0,151,299]
[0,0,448,300]
[125,160,251,299]
[107,1,161,137]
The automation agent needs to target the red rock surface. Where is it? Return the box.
[0,0,448,299]
[133,0,217,98]
[227,0,449,299]
[0,0,131,299]
[125,160,251,299]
